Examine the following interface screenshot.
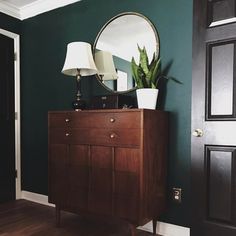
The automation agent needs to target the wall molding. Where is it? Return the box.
[20,0,81,20]
[0,28,21,200]
[21,191,190,236]
[0,0,81,20]
[0,2,21,19]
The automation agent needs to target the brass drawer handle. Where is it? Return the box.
[65,133,70,137]
[65,118,70,123]
[110,133,116,139]
[110,118,115,123]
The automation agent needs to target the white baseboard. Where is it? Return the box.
[138,221,190,236]
[21,191,190,236]
[21,191,55,207]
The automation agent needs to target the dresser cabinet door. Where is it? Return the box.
[48,144,68,205]
[114,147,140,222]
[88,146,113,216]
[67,145,89,211]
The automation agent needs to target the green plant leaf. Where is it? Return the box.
[131,57,144,88]
[131,45,180,89]
[146,67,154,87]
[149,52,156,70]
[151,58,161,86]
[163,76,183,84]
[146,57,161,87]
[141,70,149,88]
[139,46,149,76]
[151,82,157,89]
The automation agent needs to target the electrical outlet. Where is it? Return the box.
[173,188,182,203]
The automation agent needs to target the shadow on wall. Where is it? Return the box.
[157,59,174,109]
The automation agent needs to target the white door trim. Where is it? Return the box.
[0,28,21,200]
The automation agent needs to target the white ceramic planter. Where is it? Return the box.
[136,88,159,110]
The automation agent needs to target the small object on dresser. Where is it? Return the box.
[90,94,136,109]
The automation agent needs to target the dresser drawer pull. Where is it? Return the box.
[110,133,117,139]
[110,118,115,123]
[65,133,70,137]
[65,118,70,123]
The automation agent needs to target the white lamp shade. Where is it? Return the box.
[95,50,118,81]
[62,42,97,76]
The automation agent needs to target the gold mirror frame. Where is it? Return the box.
[93,12,160,94]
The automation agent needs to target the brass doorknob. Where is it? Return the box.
[192,129,203,137]
[65,118,70,123]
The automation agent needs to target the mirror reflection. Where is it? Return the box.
[94,12,159,93]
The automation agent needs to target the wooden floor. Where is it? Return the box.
[0,200,159,236]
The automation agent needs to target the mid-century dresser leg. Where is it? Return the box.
[128,223,136,236]
[152,219,157,235]
[55,205,61,227]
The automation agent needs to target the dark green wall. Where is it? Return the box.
[20,0,192,227]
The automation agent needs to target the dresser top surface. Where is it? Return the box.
[48,109,167,114]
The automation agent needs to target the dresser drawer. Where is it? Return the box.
[70,112,141,129]
[48,113,71,128]
[86,128,140,147]
[49,128,90,144]
[49,111,141,129]
[50,128,140,147]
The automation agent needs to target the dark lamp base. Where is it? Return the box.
[72,99,86,111]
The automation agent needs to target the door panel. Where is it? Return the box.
[114,195,138,223]
[207,0,236,26]
[205,146,236,223]
[68,144,89,210]
[206,40,236,119]
[88,146,112,215]
[0,34,15,203]
[114,147,140,222]
[192,0,236,235]
[48,144,68,205]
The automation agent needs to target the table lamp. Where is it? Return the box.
[62,42,97,110]
[95,50,118,81]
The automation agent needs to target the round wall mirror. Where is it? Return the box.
[93,12,160,93]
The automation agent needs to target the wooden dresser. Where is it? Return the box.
[48,109,168,235]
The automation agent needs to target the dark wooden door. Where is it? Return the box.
[0,34,15,203]
[192,0,236,235]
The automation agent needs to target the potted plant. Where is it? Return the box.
[131,45,172,109]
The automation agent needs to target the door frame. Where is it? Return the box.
[0,28,21,200]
